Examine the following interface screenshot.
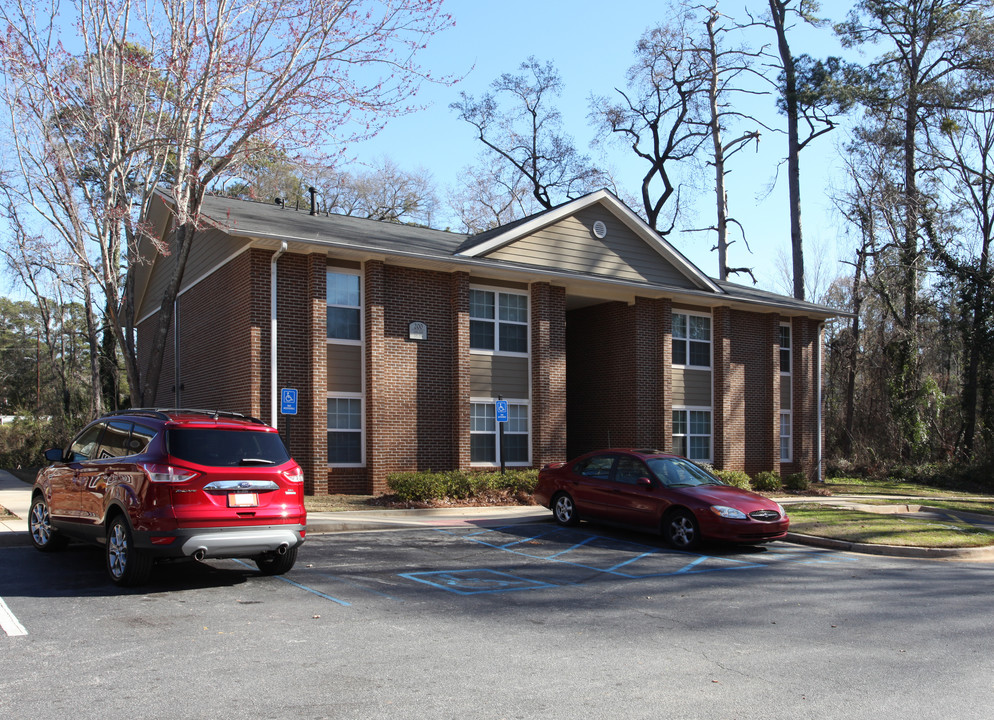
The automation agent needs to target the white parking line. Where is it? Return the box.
[0,597,27,636]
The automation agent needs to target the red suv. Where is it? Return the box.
[29,409,307,586]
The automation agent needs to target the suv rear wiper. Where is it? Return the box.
[239,458,276,466]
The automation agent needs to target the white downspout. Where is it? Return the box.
[270,242,288,427]
[817,322,825,482]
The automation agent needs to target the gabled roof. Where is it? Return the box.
[137,187,846,321]
[455,189,722,294]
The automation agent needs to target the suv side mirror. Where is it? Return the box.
[44,447,65,463]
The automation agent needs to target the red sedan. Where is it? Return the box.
[534,449,789,551]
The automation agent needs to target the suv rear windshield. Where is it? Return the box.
[166,428,291,467]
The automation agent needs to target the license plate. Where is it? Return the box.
[228,492,258,508]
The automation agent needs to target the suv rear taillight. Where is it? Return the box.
[282,467,304,483]
[140,463,200,483]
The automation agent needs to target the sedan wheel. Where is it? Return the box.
[106,515,152,587]
[552,493,579,526]
[28,495,67,552]
[664,509,701,551]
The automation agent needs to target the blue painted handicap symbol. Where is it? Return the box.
[280,388,297,415]
[400,569,554,595]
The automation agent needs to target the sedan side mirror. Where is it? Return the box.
[637,477,653,488]
[44,447,65,463]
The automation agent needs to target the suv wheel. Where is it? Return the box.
[29,494,68,552]
[255,545,298,576]
[106,515,153,587]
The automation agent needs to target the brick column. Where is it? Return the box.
[365,260,387,492]
[634,297,666,450]
[304,254,327,495]
[660,300,673,452]
[451,273,471,469]
[530,282,566,467]
[793,317,820,482]
[712,306,746,470]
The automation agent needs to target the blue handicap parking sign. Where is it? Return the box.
[495,400,508,423]
[281,388,298,415]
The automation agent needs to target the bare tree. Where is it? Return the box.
[452,57,609,211]
[448,157,543,234]
[0,0,453,407]
[590,13,710,234]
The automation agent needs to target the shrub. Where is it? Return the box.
[783,471,809,492]
[711,468,751,490]
[752,470,782,492]
[386,469,539,503]
[0,417,71,470]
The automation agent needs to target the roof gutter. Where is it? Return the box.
[270,241,288,428]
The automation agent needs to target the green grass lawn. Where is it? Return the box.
[787,503,994,548]
[822,476,983,498]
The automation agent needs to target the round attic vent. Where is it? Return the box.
[592,220,607,239]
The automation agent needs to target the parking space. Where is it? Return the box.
[198,522,860,606]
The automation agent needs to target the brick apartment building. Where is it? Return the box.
[134,188,842,494]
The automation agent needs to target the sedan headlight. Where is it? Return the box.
[710,505,747,519]
[777,503,788,518]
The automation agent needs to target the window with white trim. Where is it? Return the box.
[327,271,362,341]
[469,288,528,354]
[327,269,364,466]
[327,397,363,465]
[672,312,711,367]
[470,401,529,465]
[672,408,712,462]
[779,322,792,462]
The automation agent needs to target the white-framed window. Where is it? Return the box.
[327,268,364,466]
[327,270,362,343]
[327,396,363,465]
[469,287,528,354]
[780,411,792,463]
[779,322,791,374]
[779,322,792,462]
[470,400,530,465]
[672,311,711,368]
[672,408,712,462]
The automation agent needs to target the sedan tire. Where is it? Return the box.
[663,509,701,551]
[552,492,579,527]
[106,515,153,587]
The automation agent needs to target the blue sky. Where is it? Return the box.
[346,0,857,295]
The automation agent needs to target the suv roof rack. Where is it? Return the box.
[105,408,268,425]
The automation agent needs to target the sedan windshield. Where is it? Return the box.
[647,457,724,487]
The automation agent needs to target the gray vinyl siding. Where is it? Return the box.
[781,379,792,411]
[672,368,712,406]
[470,355,529,398]
[140,227,249,319]
[327,343,362,393]
[486,207,696,288]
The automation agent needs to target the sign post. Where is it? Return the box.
[280,388,297,453]
[495,398,508,475]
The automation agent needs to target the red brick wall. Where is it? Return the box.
[136,249,264,414]
[138,241,826,492]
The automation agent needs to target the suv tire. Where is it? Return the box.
[255,545,298,576]
[28,494,68,552]
[106,515,153,587]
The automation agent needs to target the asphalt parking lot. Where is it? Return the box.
[5,523,994,719]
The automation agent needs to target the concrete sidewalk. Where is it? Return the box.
[0,469,30,535]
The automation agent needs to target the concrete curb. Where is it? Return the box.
[786,532,994,560]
